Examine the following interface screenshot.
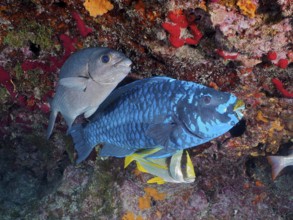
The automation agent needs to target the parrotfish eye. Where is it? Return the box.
[101,54,111,63]
[202,95,211,104]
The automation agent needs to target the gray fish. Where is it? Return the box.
[267,148,293,180]
[47,47,132,139]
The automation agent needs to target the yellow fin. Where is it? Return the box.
[124,148,166,169]
[186,151,196,178]
[147,177,166,184]
[124,155,134,168]
[136,161,149,173]
[136,159,168,172]
[124,148,163,169]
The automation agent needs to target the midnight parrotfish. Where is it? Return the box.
[70,77,245,163]
[125,148,196,184]
[46,47,132,139]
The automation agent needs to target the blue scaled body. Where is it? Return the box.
[70,77,244,163]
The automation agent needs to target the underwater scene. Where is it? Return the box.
[0,0,292,219]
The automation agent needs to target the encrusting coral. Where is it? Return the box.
[162,10,203,48]
[83,0,114,17]
[237,0,258,18]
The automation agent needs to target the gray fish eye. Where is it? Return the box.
[101,55,110,63]
[203,95,211,104]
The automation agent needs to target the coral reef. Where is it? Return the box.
[162,10,203,48]
[0,0,292,219]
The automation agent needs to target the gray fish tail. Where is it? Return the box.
[69,125,94,163]
[267,156,285,180]
[47,110,58,139]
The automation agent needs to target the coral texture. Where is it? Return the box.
[83,0,114,17]
[0,0,292,219]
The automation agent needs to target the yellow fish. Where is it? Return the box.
[125,148,195,184]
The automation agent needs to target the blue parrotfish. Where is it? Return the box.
[46,47,132,139]
[125,148,196,184]
[70,76,245,163]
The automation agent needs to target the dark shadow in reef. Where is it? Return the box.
[0,135,70,216]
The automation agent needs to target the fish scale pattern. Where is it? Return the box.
[83,79,193,150]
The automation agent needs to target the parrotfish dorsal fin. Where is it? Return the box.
[91,77,174,119]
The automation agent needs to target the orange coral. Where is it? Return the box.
[219,0,237,8]
[138,196,151,210]
[256,111,268,123]
[83,0,114,17]
[269,119,284,137]
[144,187,165,201]
[138,187,166,210]
[237,0,257,18]
[121,211,143,220]
[122,212,135,220]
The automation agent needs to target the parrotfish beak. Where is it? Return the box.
[233,99,245,120]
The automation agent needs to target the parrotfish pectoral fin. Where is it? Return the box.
[59,77,88,91]
[99,144,135,157]
[147,177,166,184]
[267,156,286,180]
[70,124,94,163]
[146,115,179,148]
[46,110,58,139]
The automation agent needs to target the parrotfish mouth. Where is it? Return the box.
[233,99,245,120]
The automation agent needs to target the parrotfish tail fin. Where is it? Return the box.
[47,110,58,139]
[267,156,285,180]
[70,124,93,163]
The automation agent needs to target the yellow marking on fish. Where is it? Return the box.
[233,99,245,111]
[147,177,166,184]
[186,151,196,178]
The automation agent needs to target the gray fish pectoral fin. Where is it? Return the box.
[99,143,136,157]
[84,106,98,118]
[59,76,89,91]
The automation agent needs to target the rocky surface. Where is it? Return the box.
[0,0,292,219]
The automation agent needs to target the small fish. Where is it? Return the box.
[125,148,195,184]
[46,47,132,139]
[267,148,293,180]
[70,76,245,163]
